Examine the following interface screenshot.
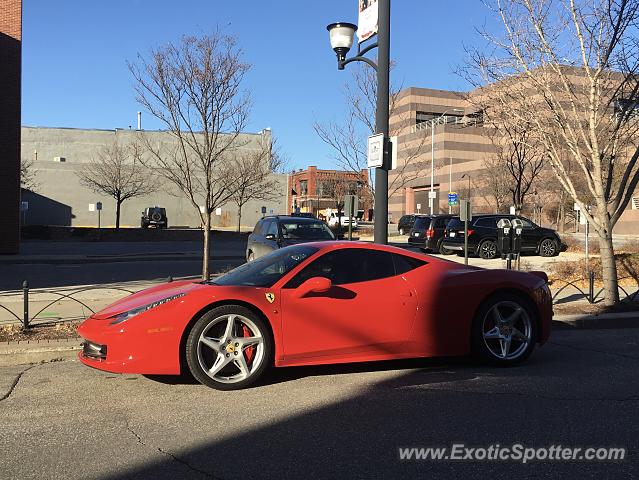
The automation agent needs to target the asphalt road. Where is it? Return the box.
[1,329,638,479]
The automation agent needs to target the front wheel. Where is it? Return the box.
[472,294,537,365]
[479,240,498,259]
[539,238,558,257]
[185,306,273,390]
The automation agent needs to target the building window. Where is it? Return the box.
[632,197,639,210]
[299,180,308,196]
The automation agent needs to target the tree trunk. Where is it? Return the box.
[115,199,122,231]
[598,229,620,306]
[202,213,211,281]
[237,204,242,233]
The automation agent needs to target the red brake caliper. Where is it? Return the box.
[242,325,255,364]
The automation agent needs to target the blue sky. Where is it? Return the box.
[22,0,498,170]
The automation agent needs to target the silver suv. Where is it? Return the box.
[246,216,335,261]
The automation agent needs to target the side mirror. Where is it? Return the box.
[294,276,332,298]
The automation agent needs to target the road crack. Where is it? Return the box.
[0,364,38,402]
[125,422,222,480]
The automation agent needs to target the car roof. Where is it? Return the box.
[263,215,325,223]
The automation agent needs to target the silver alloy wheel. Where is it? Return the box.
[480,240,498,259]
[481,300,532,360]
[540,239,556,256]
[197,314,264,384]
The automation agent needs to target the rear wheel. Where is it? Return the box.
[539,238,558,257]
[438,239,454,255]
[472,293,537,365]
[479,239,498,259]
[186,306,272,390]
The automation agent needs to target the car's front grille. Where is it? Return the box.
[82,341,107,360]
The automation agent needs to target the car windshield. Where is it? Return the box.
[280,221,335,240]
[413,217,431,229]
[211,245,319,287]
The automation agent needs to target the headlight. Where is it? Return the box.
[109,293,185,325]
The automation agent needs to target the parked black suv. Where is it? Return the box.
[397,214,423,235]
[246,215,335,261]
[141,207,168,229]
[441,214,567,259]
[407,214,454,254]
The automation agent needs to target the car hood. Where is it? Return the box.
[91,280,202,319]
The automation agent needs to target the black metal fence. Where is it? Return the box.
[0,274,637,331]
[0,276,196,330]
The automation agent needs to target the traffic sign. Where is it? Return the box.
[447,192,458,206]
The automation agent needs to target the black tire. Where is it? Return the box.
[479,239,498,259]
[438,239,454,255]
[185,305,273,390]
[539,238,558,257]
[141,222,148,229]
[471,293,537,366]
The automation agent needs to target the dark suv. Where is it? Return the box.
[407,215,454,253]
[246,215,335,261]
[441,214,567,259]
[141,207,168,229]
[397,214,424,235]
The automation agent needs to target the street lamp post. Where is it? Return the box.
[461,173,471,202]
[428,109,463,215]
[327,0,391,244]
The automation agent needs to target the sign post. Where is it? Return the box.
[96,202,103,229]
[344,194,358,241]
[460,200,472,266]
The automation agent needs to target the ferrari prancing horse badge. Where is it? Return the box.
[265,293,276,304]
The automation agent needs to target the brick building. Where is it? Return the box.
[0,0,22,253]
[287,166,372,219]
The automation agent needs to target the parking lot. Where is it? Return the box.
[1,328,638,479]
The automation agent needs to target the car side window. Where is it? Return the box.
[284,249,396,288]
[518,218,534,229]
[475,217,497,228]
[264,219,278,237]
[393,254,427,275]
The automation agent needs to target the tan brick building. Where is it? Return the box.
[388,86,639,234]
[0,0,22,253]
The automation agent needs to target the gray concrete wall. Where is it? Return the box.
[21,127,287,229]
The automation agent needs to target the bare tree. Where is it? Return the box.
[130,33,252,280]
[228,140,286,232]
[465,0,639,305]
[478,154,512,212]
[485,121,545,214]
[20,158,38,191]
[313,64,430,201]
[77,142,157,230]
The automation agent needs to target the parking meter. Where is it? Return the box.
[497,218,512,259]
[510,219,524,256]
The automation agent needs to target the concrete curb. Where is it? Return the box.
[553,311,639,329]
[0,338,82,366]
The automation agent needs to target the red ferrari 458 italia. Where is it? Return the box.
[78,242,552,390]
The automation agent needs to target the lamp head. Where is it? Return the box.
[327,22,357,69]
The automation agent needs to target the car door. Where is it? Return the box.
[278,248,418,361]
[518,217,542,251]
